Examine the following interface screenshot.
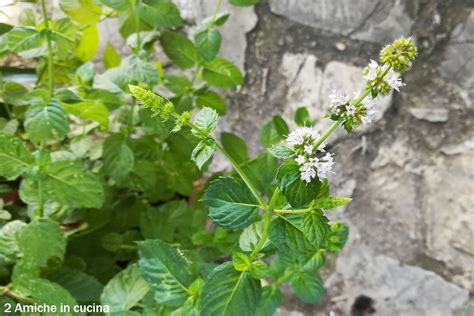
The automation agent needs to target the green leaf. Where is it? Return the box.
[239,221,270,252]
[202,57,244,88]
[326,221,349,253]
[49,267,104,303]
[44,160,104,208]
[201,177,260,229]
[0,220,26,265]
[268,144,295,159]
[268,215,317,260]
[302,210,330,249]
[138,239,193,306]
[191,140,215,170]
[97,0,130,11]
[312,196,352,209]
[0,134,34,180]
[160,31,198,69]
[193,107,219,134]
[291,271,324,304]
[232,252,251,271]
[24,100,70,143]
[163,75,192,95]
[137,0,182,28]
[221,132,247,164]
[279,170,322,208]
[229,0,259,6]
[241,153,278,193]
[103,134,135,180]
[101,264,149,312]
[201,262,261,316]
[59,0,102,25]
[62,99,109,128]
[256,287,281,316]
[104,41,121,69]
[196,91,227,115]
[6,27,46,58]
[17,219,66,268]
[195,28,222,61]
[260,115,289,148]
[294,106,312,126]
[249,261,271,279]
[16,276,77,308]
[75,24,99,61]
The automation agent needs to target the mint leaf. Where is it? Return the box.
[201,177,260,229]
[294,106,312,127]
[44,160,104,208]
[0,220,26,265]
[59,0,102,25]
[202,57,243,88]
[138,239,193,307]
[160,31,198,69]
[195,28,222,61]
[137,0,182,28]
[201,262,261,316]
[256,287,281,316]
[221,132,247,164]
[193,107,219,134]
[191,140,215,170]
[0,134,33,180]
[291,271,323,304]
[17,219,66,268]
[24,101,70,143]
[302,210,330,249]
[260,115,289,148]
[101,264,149,312]
[269,144,294,159]
[279,171,322,208]
[196,91,227,115]
[103,134,135,181]
[312,196,352,209]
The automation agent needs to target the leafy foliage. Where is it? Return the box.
[0,0,416,314]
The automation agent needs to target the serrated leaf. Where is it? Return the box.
[16,276,77,308]
[160,31,198,69]
[196,91,227,115]
[17,219,66,268]
[24,101,70,143]
[302,211,330,249]
[49,267,104,303]
[191,140,215,170]
[75,24,99,61]
[193,107,219,134]
[291,271,323,304]
[137,0,182,28]
[268,215,317,261]
[221,132,247,164]
[202,57,243,88]
[260,115,289,148]
[0,134,34,180]
[280,171,322,208]
[256,287,281,316]
[101,264,149,312]
[6,27,46,58]
[195,28,222,61]
[138,239,193,306]
[201,177,260,229]
[241,153,278,193]
[103,134,135,180]
[201,262,261,316]
[59,0,102,25]
[44,160,104,208]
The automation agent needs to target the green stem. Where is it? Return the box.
[131,0,141,52]
[273,208,310,214]
[250,187,280,259]
[127,99,136,137]
[212,0,222,23]
[40,0,54,97]
[312,120,340,150]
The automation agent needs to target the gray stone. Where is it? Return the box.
[409,108,449,122]
[441,139,474,155]
[439,11,474,108]
[326,244,470,316]
[269,0,413,43]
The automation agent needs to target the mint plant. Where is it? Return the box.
[0,0,416,314]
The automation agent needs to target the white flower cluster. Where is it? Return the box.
[329,90,374,125]
[364,60,405,91]
[286,127,334,183]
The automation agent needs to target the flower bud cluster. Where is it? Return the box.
[379,37,417,73]
[286,127,334,183]
[328,90,376,128]
[128,85,175,121]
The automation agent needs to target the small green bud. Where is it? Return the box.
[128,84,174,118]
[172,111,192,133]
[379,37,417,73]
